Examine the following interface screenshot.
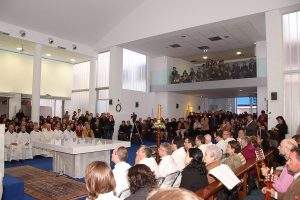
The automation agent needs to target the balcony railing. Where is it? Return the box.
[170,58,256,84]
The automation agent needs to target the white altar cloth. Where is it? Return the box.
[33,138,130,178]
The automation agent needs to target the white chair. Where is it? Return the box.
[160,171,181,188]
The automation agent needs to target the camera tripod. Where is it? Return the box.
[130,121,143,144]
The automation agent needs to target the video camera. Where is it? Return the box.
[131,112,137,122]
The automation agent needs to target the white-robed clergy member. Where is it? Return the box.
[53,124,63,140]
[171,137,187,171]
[111,146,131,196]
[135,145,159,177]
[30,122,45,156]
[5,124,22,161]
[63,124,77,140]
[157,143,178,178]
[19,125,33,160]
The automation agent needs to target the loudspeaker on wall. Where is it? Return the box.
[271,92,277,100]
[176,103,179,109]
[135,102,139,108]
[109,99,113,105]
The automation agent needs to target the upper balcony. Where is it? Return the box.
[169,58,256,84]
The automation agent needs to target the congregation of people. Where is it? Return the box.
[170,58,257,84]
[3,107,300,200]
[86,111,300,200]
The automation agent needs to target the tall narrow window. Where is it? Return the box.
[283,11,300,136]
[122,49,147,92]
[97,51,110,88]
[65,61,90,112]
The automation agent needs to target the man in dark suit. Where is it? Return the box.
[244,114,258,136]
[263,147,300,199]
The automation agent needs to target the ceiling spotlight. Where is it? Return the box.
[236,51,242,55]
[45,53,51,57]
[72,44,77,50]
[70,58,76,62]
[16,47,23,52]
[48,38,54,44]
[180,35,187,38]
[203,56,208,60]
[239,89,243,92]
[19,30,26,37]
[254,42,257,45]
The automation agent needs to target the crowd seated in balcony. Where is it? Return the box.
[170,58,256,84]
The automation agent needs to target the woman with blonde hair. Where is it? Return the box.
[147,188,201,200]
[85,161,120,200]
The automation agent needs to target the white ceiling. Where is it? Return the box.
[0,34,92,64]
[0,0,145,46]
[122,13,265,62]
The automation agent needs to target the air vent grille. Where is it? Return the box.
[208,36,222,41]
[169,44,181,48]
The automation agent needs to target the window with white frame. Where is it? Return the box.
[65,61,90,112]
[283,11,300,137]
[97,51,110,88]
[122,49,147,92]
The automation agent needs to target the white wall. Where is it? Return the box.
[108,46,201,138]
[0,50,72,98]
[266,10,284,129]
[0,124,4,198]
[149,56,168,85]
[97,0,298,50]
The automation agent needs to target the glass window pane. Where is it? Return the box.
[97,51,110,88]
[122,49,146,92]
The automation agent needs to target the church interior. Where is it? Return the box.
[1,1,300,200]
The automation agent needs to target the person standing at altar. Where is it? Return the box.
[112,146,131,196]
[19,125,33,160]
[5,124,22,161]
[63,124,77,140]
[30,123,44,156]
[53,124,63,140]
[157,143,178,178]
[82,122,95,138]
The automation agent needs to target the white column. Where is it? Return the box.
[31,43,42,123]
[266,10,284,129]
[255,41,268,114]
[8,93,21,119]
[109,46,124,139]
[89,59,97,114]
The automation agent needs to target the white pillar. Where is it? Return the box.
[8,93,21,119]
[266,10,284,129]
[109,46,124,139]
[31,43,42,123]
[255,41,268,114]
[89,59,97,114]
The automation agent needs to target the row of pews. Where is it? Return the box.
[195,150,274,200]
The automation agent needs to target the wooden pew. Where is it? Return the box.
[195,150,274,200]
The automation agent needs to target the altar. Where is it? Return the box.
[33,138,130,178]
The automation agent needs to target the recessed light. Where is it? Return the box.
[45,53,51,57]
[203,56,208,60]
[16,47,23,51]
[239,89,243,92]
[236,51,242,55]
[254,42,257,45]
[70,58,76,62]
